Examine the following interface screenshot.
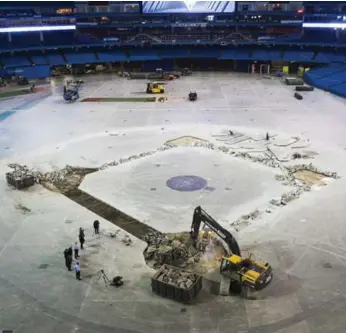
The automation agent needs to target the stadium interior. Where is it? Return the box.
[1,1,346,333]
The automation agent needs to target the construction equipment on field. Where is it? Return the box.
[0,78,7,87]
[17,76,29,85]
[220,253,272,292]
[63,80,83,102]
[191,206,273,294]
[181,68,192,76]
[188,91,197,101]
[146,81,165,94]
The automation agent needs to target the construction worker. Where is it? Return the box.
[74,262,81,280]
[72,242,80,259]
[79,228,85,250]
[93,220,100,235]
[63,248,72,271]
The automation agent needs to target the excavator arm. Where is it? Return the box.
[190,206,241,256]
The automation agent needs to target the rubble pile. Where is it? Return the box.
[270,187,305,207]
[156,266,198,290]
[40,165,83,184]
[100,146,173,170]
[231,209,261,229]
[121,234,132,246]
[142,231,201,269]
[292,152,310,160]
[100,151,157,170]
[7,164,39,182]
[6,164,98,192]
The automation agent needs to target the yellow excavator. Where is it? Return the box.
[191,206,273,294]
[146,81,165,94]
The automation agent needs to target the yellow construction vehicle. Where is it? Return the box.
[146,81,165,94]
[220,253,272,291]
[191,206,273,294]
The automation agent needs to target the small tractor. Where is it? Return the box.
[181,68,192,76]
[188,91,197,101]
[17,76,29,85]
[146,81,165,94]
[63,80,83,102]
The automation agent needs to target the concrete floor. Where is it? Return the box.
[1,72,346,333]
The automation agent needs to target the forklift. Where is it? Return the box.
[191,206,273,294]
[146,81,165,94]
[181,68,192,76]
[17,76,29,85]
[188,91,197,101]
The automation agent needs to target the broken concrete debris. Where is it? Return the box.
[156,266,197,290]
[275,174,286,181]
[7,164,39,181]
[142,231,202,269]
[121,234,132,246]
[231,210,261,228]
[99,146,173,170]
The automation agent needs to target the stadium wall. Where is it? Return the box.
[0,65,50,79]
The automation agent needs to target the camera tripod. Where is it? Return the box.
[95,270,111,287]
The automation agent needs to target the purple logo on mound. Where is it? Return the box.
[166,175,207,192]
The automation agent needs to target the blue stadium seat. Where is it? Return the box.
[46,54,66,66]
[329,82,346,97]
[219,49,236,60]
[43,31,74,46]
[2,55,31,67]
[31,55,49,65]
[98,51,127,62]
[157,48,189,58]
[128,49,160,61]
[265,50,282,60]
[75,34,101,45]
[12,32,41,49]
[64,52,97,64]
[233,49,251,60]
[304,64,346,97]
[189,48,219,58]
[283,50,313,61]
[251,49,268,60]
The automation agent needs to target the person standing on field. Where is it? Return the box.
[79,228,85,249]
[72,242,80,259]
[93,220,100,235]
[74,262,81,280]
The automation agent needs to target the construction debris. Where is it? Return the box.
[143,231,210,269]
[121,234,132,246]
[155,266,198,290]
[6,164,37,189]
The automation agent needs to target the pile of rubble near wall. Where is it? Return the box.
[142,231,202,269]
[7,164,97,192]
[155,266,198,290]
[7,164,40,183]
